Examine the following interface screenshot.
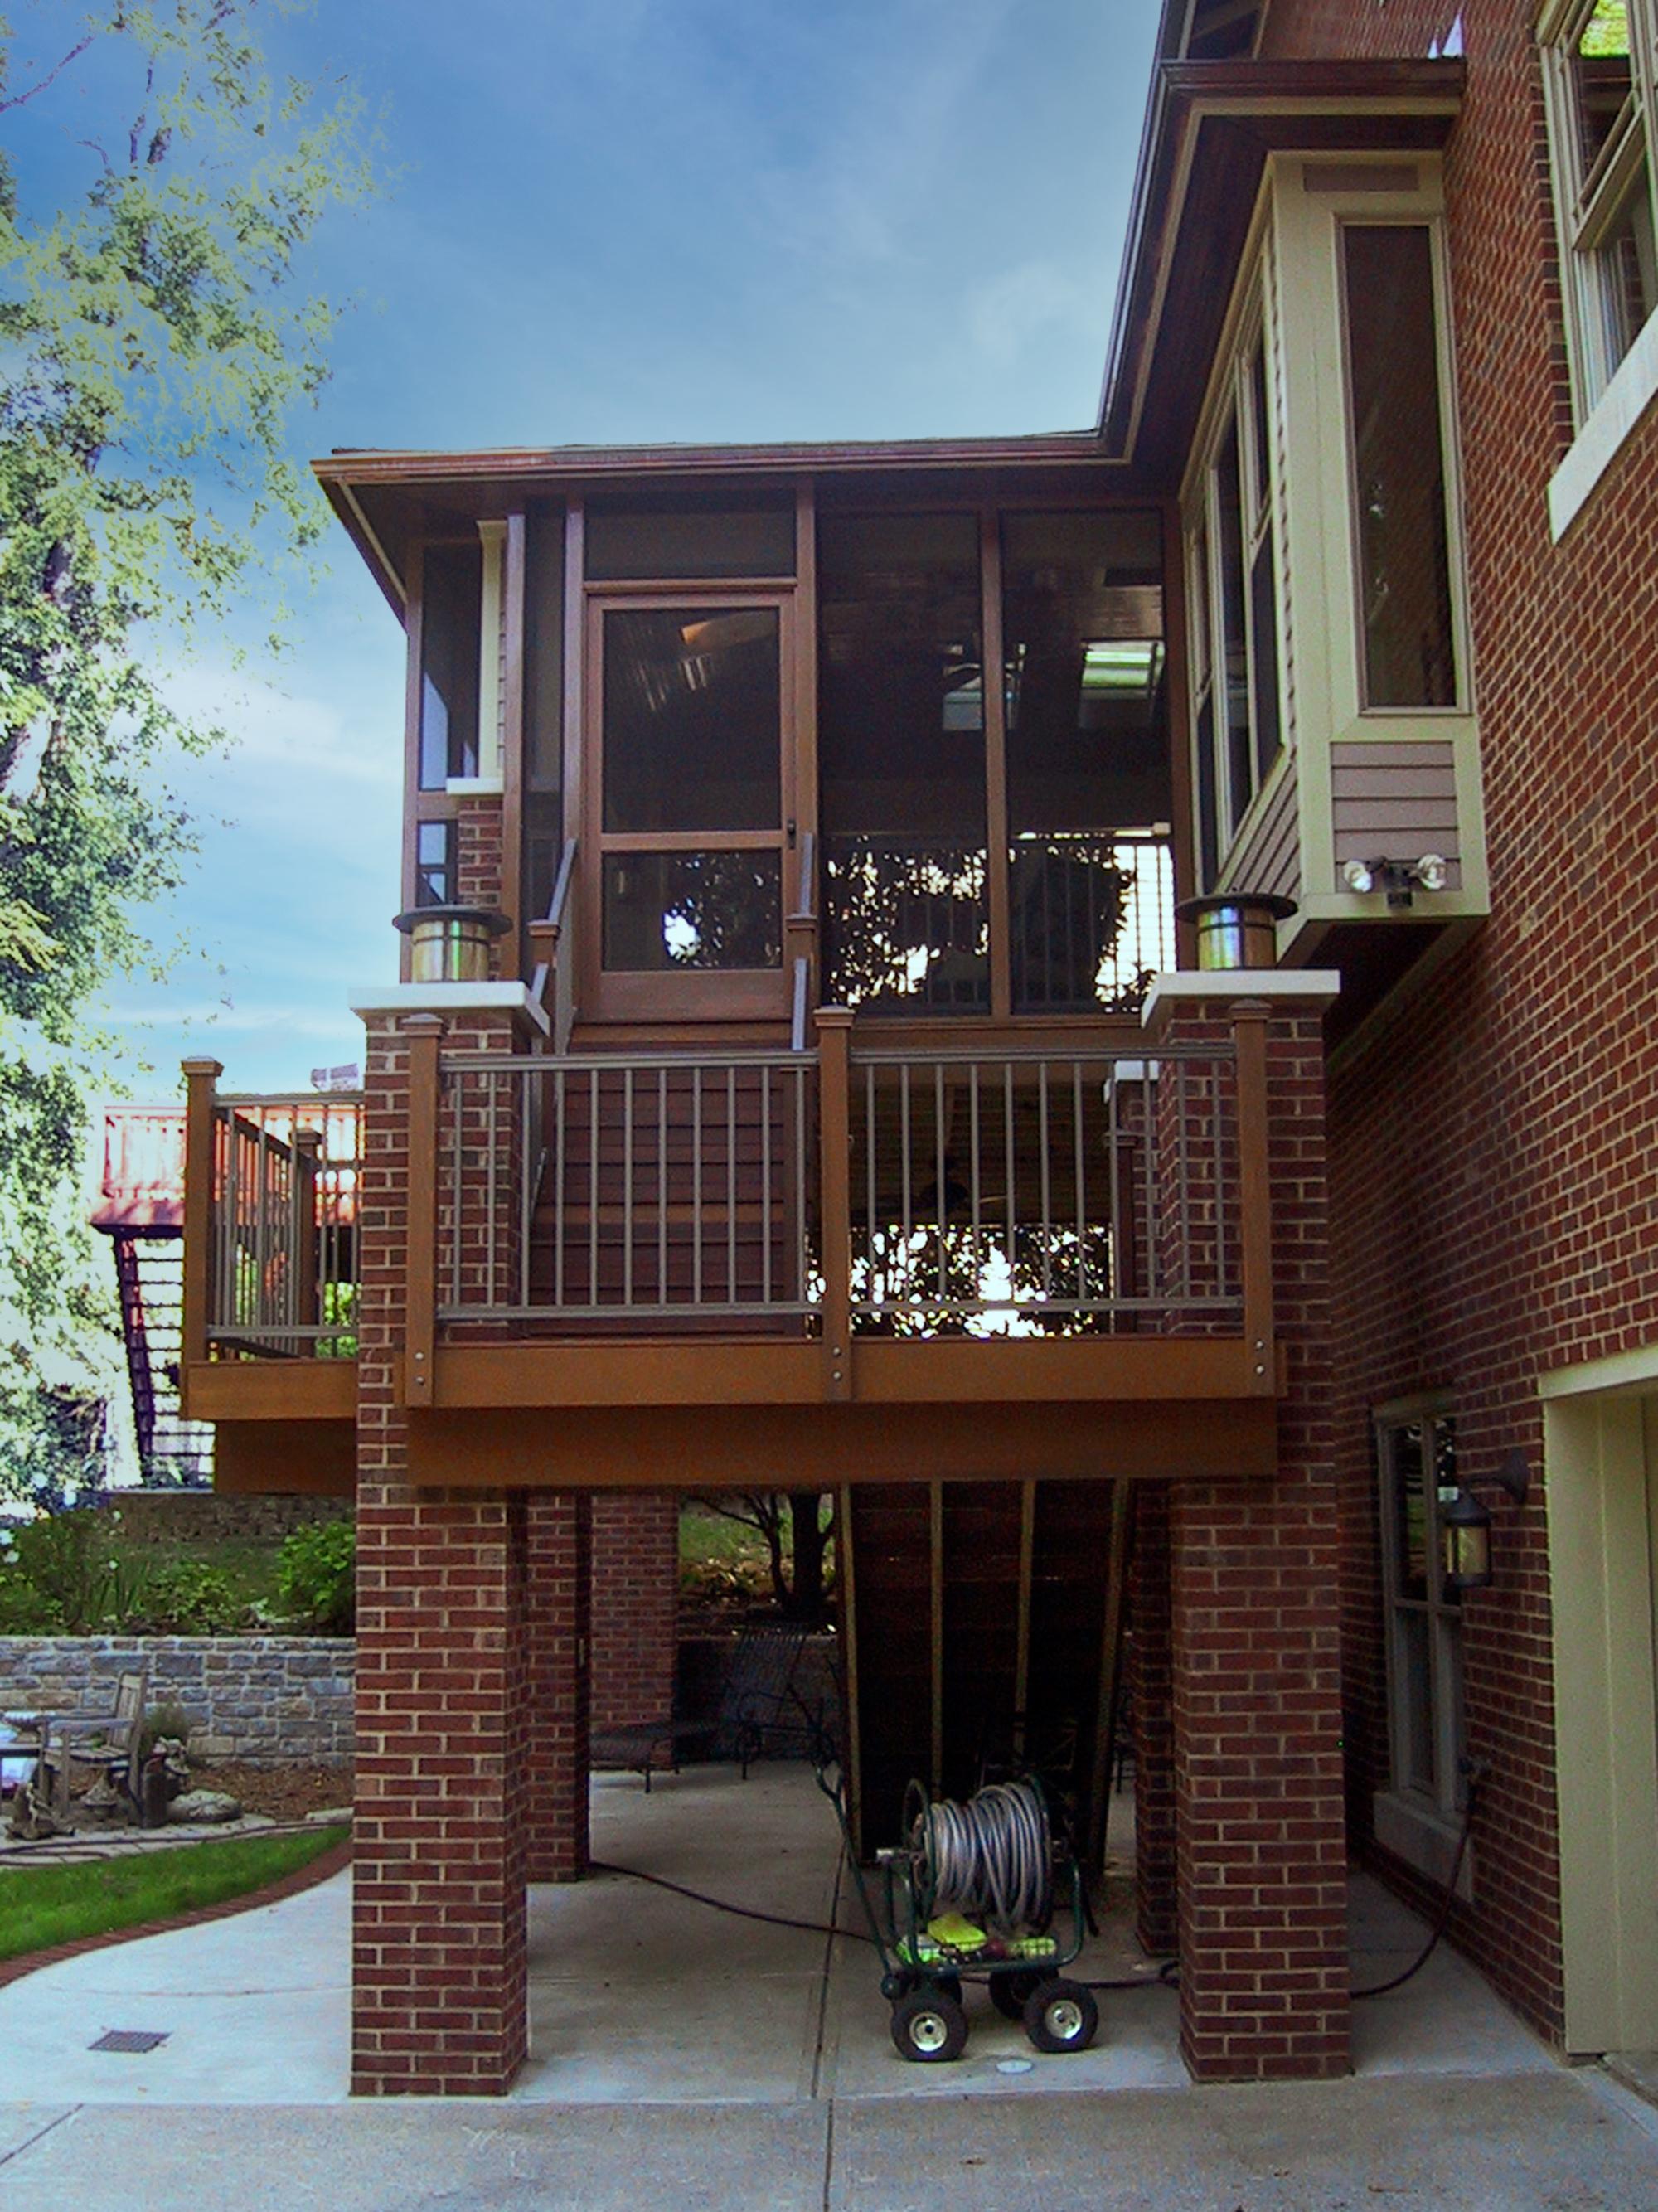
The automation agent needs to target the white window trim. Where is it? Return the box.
[1539,0,1658,526]
[1548,296,1658,534]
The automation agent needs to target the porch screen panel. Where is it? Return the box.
[1001,510,1172,1013]
[818,512,988,1013]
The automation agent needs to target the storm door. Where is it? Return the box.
[585,592,793,1020]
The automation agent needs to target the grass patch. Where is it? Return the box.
[0,1822,348,1964]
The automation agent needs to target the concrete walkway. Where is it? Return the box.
[2,1765,1656,2207]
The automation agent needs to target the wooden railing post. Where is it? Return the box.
[817,1007,854,1401]
[405,1016,444,1406]
[787,829,818,1054]
[179,1058,222,1416]
[292,1128,322,1353]
[1232,1002,1273,1385]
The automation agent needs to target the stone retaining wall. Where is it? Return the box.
[103,1492,352,1548]
[0,1637,355,1765]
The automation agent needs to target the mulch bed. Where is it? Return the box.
[0,1831,352,1992]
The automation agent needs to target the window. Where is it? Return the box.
[414,821,455,908]
[1188,316,1284,886]
[1377,1403,1467,1841]
[417,542,482,789]
[1541,0,1658,419]
[1340,225,1460,708]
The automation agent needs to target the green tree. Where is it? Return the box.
[0,2,376,1502]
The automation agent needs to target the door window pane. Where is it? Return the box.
[602,852,783,972]
[602,607,781,835]
[1343,226,1457,708]
[1214,423,1253,827]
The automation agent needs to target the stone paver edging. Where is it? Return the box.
[0,1831,351,1991]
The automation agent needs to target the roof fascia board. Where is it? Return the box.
[1099,59,1466,462]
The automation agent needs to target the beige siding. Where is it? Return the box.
[1225,754,1302,903]
[1331,739,1461,886]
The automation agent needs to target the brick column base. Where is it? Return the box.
[351,1486,530,2095]
[1148,976,1350,2082]
[526,1491,591,1882]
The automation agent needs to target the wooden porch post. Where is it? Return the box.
[179,1057,222,1412]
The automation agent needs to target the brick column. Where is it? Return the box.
[351,1006,534,2096]
[1147,975,1349,2083]
[526,1490,591,1881]
[590,1491,680,1733]
[1130,1480,1178,1955]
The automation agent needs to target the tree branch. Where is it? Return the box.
[0,36,95,116]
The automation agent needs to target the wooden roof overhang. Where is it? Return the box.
[313,434,1132,618]
[1099,58,1466,483]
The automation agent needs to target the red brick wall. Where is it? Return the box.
[590,1491,680,1734]
[526,1490,591,1882]
[1254,0,1658,2043]
[1130,1480,1177,1955]
[1158,998,1350,2080]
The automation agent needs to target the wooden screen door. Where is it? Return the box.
[584,590,794,1021]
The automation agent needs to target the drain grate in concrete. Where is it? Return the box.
[89,2029,170,2054]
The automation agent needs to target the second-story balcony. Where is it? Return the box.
[181,1005,1279,1469]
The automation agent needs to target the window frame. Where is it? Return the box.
[1539,0,1658,424]
[1184,273,1287,890]
[1374,1395,1468,1837]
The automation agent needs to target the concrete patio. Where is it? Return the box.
[3,1764,1658,2210]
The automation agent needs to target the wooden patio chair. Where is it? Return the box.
[59,1666,150,1815]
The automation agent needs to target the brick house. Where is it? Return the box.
[175,0,1658,2092]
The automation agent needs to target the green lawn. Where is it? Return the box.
[0,1822,349,1964]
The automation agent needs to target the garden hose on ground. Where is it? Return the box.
[1350,1760,1486,2001]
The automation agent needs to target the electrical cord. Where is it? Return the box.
[1350,1761,1486,2001]
[589,1858,875,1943]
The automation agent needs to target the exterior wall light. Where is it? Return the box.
[1340,854,1451,908]
[1441,1485,1493,1591]
[1441,1450,1528,1594]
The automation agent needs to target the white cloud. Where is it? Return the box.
[965,258,1098,367]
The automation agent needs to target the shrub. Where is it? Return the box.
[129,1561,242,1636]
[0,1511,135,1632]
[139,1701,194,1760]
[277,1521,356,1633]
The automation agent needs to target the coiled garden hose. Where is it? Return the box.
[908,1777,1054,1933]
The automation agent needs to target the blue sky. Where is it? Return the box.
[39,0,1162,1096]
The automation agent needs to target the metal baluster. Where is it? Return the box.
[1144,1059,1157,1306]
[1004,1060,1016,1289]
[589,1066,599,1310]
[1074,1061,1087,1310]
[1039,1060,1052,1302]
[487,1070,500,1311]
[934,1060,947,1306]
[794,1063,807,1311]
[448,1074,462,1312]
[555,1067,566,1308]
[761,1064,773,1307]
[1214,1053,1227,1302]
[658,1066,668,1307]
[1107,1059,1122,1307]
[692,1071,703,1307]
[969,1065,982,1302]
[1176,1058,1191,1305]
[865,1061,877,1312]
[900,1062,913,1303]
[519,1064,533,1312]
[623,1067,634,1311]
[726,1065,737,1307]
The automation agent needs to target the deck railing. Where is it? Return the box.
[184,1005,1269,1374]
[435,1048,817,1324]
[200,1094,361,1357]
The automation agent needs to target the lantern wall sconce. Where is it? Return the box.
[1340,853,1449,909]
[1442,1447,1531,1592]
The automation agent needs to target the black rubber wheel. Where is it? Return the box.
[890,1985,969,2064]
[989,1968,1044,2021]
[1023,1977,1099,2054]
